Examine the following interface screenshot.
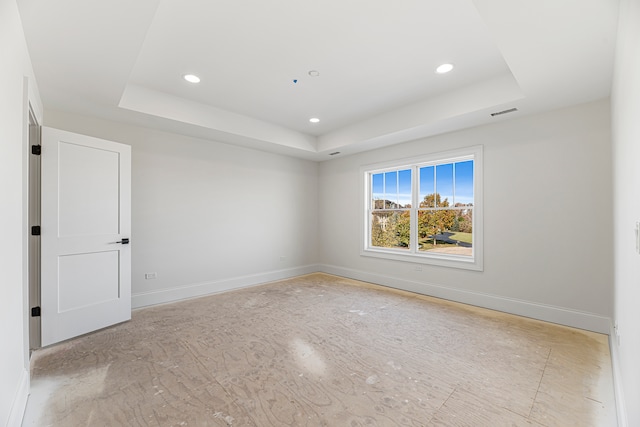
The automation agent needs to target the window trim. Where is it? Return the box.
[360,145,483,271]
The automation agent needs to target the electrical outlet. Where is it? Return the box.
[414,266,422,271]
[145,272,157,280]
[614,321,621,346]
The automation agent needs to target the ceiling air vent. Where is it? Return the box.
[490,108,518,117]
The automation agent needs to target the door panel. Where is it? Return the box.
[58,142,120,236]
[58,251,120,312]
[41,127,131,347]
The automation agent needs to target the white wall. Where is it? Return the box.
[1,2,626,424]
[611,0,640,425]
[0,0,40,425]
[44,111,319,307]
[319,99,613,332]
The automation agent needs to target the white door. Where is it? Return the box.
[40,127,131,347]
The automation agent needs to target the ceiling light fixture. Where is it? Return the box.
[435,63,454,74]
[183,74,201,83]
[309,118,320,123]
[308,70,320,77]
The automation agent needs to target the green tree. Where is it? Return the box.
[451,216,460,232]
[418,194,455,245]
[395,211,411,247]
[420,193,445,208]
[371,210,410,249]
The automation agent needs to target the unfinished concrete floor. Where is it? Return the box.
[23,273,617,426]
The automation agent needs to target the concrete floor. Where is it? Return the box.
[23,273,617,426]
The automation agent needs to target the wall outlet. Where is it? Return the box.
[414,266,422,271]
[145,272,157,280]
[614,321,621,346]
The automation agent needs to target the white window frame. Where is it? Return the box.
[361,145,483,271]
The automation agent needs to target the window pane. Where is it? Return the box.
[398,169,412,208]
[454,160,474,206]
[372,173,384,209]
[419,166,435,207]
[418,209,472,256]
[370,210,411,250]
[384,171,397,208]
[435,163,453,207]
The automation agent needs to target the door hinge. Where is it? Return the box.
[31,306,41,317]
[31,145,41,155]
[31,225,41,236]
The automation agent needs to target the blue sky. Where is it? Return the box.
[372,160,474,207]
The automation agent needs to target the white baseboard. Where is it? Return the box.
[132,264,320,309]
[133,263,612,333]
[609,322,628,427]
[319,264,611,334]
[8,369,29,427]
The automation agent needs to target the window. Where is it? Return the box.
[362,146,483,270]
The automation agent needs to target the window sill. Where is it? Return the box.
[361,247,483,271]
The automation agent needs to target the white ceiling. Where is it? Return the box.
[18,0,619,161]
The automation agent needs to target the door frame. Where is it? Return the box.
[25,76,43,354]
[28,107,41,351]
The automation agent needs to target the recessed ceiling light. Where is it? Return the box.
[435,63,454,74]
[308,70,320,77]
[183,74,201,83]
[309,118,320,123]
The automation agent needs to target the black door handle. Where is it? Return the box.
[116,238,130,244]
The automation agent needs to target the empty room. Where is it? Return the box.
[2,0,639,426]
